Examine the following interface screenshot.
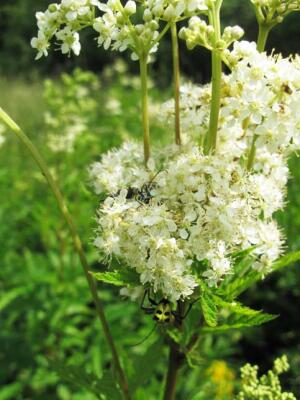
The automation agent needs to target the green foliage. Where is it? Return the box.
[51,362,122,400]
[200,287,218,328]
[0,66,166,399]
[129,339,164,392]
[91,269,140,287]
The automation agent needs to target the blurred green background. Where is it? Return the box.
[1,1,300,399]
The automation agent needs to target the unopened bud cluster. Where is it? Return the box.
[251,0,300,26]
[237,355,296,399]
[179,16,244,51]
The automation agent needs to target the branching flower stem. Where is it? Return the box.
[247,24,270,170]
[139,54,151,165]
[204,1,222,154]
[171,21,181,146]
[0,107,131,400]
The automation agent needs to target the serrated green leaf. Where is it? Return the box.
[90,269,140,287]
[202,311,277,333]
[200,290,218,327]
[212,297,262,316]
[200,294,277,333]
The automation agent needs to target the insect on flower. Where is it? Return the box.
[111,169,162,204]
[141,290,198,325]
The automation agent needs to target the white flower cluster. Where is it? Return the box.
[162,41,300,160]
[91,141,283,301]
[31,0,101,59]
[31,0,211,61]
[90,41,300,301]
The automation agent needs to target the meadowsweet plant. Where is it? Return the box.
[0,0,300,399]
[237,355,296,399]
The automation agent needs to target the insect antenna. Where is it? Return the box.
[128,324,157,347]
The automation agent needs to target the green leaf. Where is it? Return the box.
[130,339,163,392]
[0,382,22,400]
[90,269,140,287]
[186,349,204,369]
[200,289,218,327]
[229,246,256,260]
[50,361,122,400]
[0,287,27,312]
[272,251,300,272]
[166,327,183,345]
[202,311,277,333]
[200,295,277,333]
[218,251,300,300]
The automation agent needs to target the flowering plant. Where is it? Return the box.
[1,0,300,398]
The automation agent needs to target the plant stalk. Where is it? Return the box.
[204,4,222,154]
[171,21,181,146]
[0,107,131,400]
[257,23,271,53]
[139,55,150,165]
[163,341,183,400]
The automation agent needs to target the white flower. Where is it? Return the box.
[56,27,81,55]
[31,31,50,59]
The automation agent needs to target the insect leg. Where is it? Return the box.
[147,290,158,306]
[141,290,157,311]
[181,297,200,319]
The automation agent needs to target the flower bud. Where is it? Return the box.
[216,39,226,49]
[152,4,164,17]
[178,27,187,40]
[163,4,175,20]
[149,20,159,31]
[135,24,144,35]
[48,3,58,12]
[143,9,152,22]
[124,0,136,15]
[189,16,201,28]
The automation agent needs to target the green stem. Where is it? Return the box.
[139,55,150,164]
[257,23,271,52]
[247,134,258,171]
[171,22,181,146]
[0,107,131,400]
[247,24,270,170]
[204,4,222,154]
